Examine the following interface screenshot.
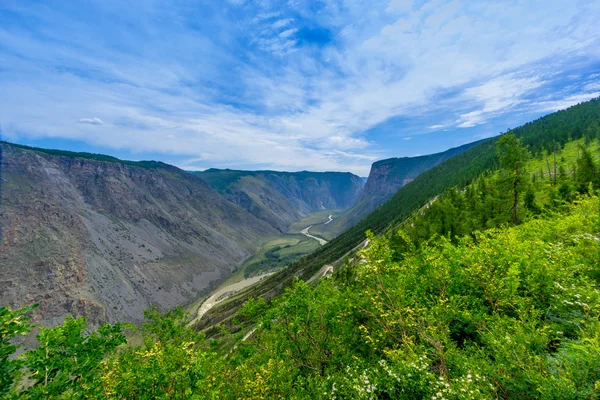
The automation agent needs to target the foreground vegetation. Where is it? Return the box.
[2,129,599,398]
[2,195,598,398]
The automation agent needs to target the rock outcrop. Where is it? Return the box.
[316,141,480,238]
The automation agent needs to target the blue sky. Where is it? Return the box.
[1,0,599,176]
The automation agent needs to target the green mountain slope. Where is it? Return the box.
[199,97,600,328]
[314,140,480,239]
[292,97,600,276]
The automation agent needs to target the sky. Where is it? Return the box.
[1,0,599,176]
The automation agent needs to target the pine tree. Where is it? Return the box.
[575,145,599,192]
[497,133,529,224]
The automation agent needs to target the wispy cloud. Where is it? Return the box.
[534,92,600,113]
[77,117,104,125]
[456,76,544,128]
[1,0,599,175]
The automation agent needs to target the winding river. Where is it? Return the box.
[299,214,332,246]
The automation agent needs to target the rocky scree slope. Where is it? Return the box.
[0,143,277,327]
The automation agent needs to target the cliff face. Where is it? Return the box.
[195,170,365,232]
[0,143,277,326]
[360,141,481,207]
[315,141,480,238]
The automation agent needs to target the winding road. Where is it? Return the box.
[188,272,273,326]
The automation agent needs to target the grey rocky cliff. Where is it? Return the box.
[318,141,480,238]
[0,143,276,327]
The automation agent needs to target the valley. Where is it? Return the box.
[207,211,336,289]
[186,210,337,326]
[0,147,358,329]
[3,2,600,397]
[2,98,600,399]
[0,138,478,332]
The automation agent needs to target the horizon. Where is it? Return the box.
[1,1,599,175]
[1,132,489,176]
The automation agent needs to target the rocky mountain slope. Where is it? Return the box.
[314,141,480,238]
[0,143,278,327]
[194,169,364,232]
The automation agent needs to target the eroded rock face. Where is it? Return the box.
[359,142,478,209]
[324,141,481,237]
[0,144,276,327]
[196,169,365,232]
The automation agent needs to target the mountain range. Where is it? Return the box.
[0,134,477,327]
[194,169,364,232]
[0,145,367,326]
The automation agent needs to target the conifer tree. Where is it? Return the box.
[497,133,529,224]
[575,145,599,192]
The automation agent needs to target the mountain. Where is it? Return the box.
[0,143,278,327]
[5,104,598,399]
[198,97,600,329]
[194,169,364,232]
[313,141,480,238]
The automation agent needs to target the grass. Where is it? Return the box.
[527,138,599,177]
[240,234,320,278]
[309,210,348,241]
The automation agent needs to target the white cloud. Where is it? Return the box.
[386,0,413,13]
[77,117,104,125]
[456,76,544,128]
[278,28,297,39]
[584,82,600,91]
[272,18,293,30]
[1,0,600,175]
[534,92,600,113]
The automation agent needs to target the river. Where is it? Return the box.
[190,214,333,325]
[299,214,331,246]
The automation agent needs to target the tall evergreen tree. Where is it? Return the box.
[575,145,599,192]
[497,133,529,224]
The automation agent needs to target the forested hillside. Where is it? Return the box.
[2,99,599,399]
[198,98,600,328]
[316,140,479,238]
